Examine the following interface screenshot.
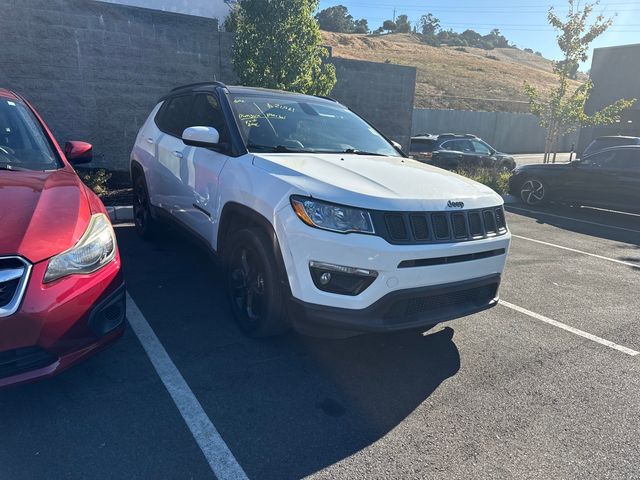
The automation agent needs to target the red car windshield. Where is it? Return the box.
[0,98,62,171]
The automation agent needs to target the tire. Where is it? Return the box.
[519,177,547,205]
[133,174,159,240]
[225,228,290,337]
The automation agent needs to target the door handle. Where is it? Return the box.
[146,137,154,144]
[172,151,183,159]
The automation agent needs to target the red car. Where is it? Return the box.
[0,88,125,388]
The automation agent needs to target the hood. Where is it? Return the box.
[0,169,91,263]
[253,153,502,210]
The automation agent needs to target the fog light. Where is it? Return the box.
[309,261,378,296]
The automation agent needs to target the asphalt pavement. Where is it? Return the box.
[1,203,639,479]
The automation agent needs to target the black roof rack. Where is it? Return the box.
[170,81,227,92]
[438,133,477,138]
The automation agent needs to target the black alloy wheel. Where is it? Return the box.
[226,228,289,337]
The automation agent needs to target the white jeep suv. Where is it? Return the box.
[130,82,511,337]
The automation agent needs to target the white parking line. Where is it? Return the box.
[500,300,639,357]
[512,234,640,269]
[506,206,640,234]
[126,294,249,480]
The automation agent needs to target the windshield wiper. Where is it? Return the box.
[247,143,313,153]
[313,149,387,156]
[0,164,29,171]
[341,149,386,156]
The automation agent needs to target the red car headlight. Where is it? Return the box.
[43,213,117,283]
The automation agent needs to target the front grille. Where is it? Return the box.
[0,278,20,306]
[384,283,498,323]
[410,215,429,240]
[0,346,57,379]
[0,257,31,317]
[385,214,408,241]
[373,207,507,245]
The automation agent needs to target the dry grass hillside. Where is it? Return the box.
[322,32,585,112]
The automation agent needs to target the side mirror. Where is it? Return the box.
[64,141,93,164]
[391,140,402,150]
[182,126,220,148]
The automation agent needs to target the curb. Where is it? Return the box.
[106,205,134,223]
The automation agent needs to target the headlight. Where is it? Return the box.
[291,196,375,234]
[44,213,117,283]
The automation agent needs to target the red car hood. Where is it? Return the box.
[0,169,91,264]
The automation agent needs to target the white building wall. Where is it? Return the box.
[98,0,230,19]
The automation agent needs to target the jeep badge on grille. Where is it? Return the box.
[447,200,465,208]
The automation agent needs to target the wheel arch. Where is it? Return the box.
[217,202,290,290]
[130,159,145,184]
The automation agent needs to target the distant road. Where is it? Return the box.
[513,152,572,166]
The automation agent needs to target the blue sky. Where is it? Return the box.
[317,0,640,68]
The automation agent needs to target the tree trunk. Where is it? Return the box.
[543,126,554,163]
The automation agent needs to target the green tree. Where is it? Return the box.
[223,5,239,32]
[482,28,510,48]
[524,0,635,163]
[232,0,336,96]
[382,19,397,33]
[315,5,354,33]
[395,14,411,33]
[419,13,440,36]
[353,18,369,34]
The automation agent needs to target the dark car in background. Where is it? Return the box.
[410,134,516,171]
[509,145,640,212]
[582,135,640,157]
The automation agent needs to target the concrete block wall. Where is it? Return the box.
[330,58,417,151]
[1,0,416,170]
[412,108,579,154]
[0,0,230,170]
[578,44,640,153]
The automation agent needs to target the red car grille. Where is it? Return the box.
[0,257,30,317]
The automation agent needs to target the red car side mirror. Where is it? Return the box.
[64,141,93,165]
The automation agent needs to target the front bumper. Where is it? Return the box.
[290,274,500,335]
[275,205,510,310]
[275,205,510,334]
[0,256,125,389]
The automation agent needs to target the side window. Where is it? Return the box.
[189,94,229,143]
[156,95,193,138]
[443,140,472,152]
[410,140,435,153]
[582,150,616,167]
[471,140,492,155]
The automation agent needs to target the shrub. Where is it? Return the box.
[454,47,467,52]
[454,167,511,195]
[77,168,112,196]
[486,54,500,61]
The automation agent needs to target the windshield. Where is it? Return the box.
[229,94,401,157]
[0,98,61,171]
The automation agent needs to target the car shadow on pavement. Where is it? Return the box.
[116,224,461,480]
[506,204,640,248]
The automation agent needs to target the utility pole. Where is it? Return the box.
[393,8,396,22]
